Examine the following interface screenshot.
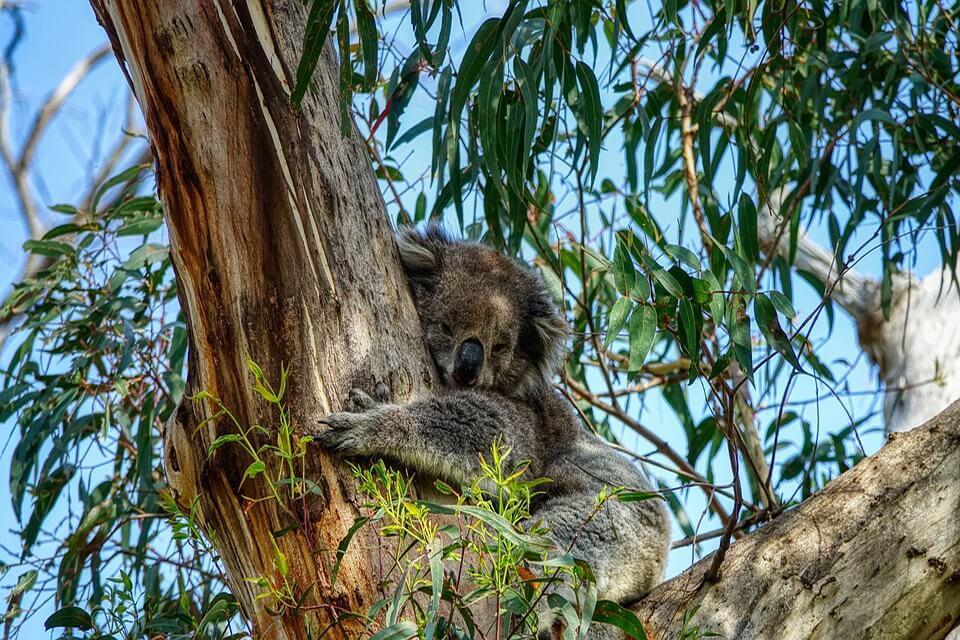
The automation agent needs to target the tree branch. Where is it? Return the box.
[17,44,112,174]
[635,399,960,639]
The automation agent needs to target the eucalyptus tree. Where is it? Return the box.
[2,0,959,638]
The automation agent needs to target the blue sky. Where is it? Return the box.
[0,1,944,636]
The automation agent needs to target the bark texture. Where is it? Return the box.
[636,398,960,639]
[89,2,431,638]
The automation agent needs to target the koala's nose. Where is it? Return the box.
[453,339,484,386]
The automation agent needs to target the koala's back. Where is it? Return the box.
[530,388,671,600]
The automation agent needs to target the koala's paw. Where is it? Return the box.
[315,411,375,456]
[346,388,377,413]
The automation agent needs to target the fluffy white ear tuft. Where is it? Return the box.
[396,228,439,272]
[532,314,567,376]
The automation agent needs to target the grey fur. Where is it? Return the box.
[315,228,670,638]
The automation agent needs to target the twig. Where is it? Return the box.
[563,374,736,530]
[671,510,767,549]
[703,391,743,582]
[677,84,711,252]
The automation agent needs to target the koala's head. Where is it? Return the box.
[396,226,567,398]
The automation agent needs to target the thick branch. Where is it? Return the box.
[636,399,960,639]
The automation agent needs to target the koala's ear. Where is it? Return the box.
[395,225,449,274]
[520,283,568,383]
[530,311,567,375]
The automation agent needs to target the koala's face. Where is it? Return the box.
[396,227,567,397]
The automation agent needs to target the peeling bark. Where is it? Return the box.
[89,2,431,638]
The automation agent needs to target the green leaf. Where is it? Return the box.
[390,116,434,149]
[23,239,74,257]
[331,516,369,585]
[617,491,659,502]
[755,293,803,371]
[613,238,637,295]
[44,606,94,631]
[242,460,266,484]
[208,434,243,455]
[292,0,339,106]
[49,203,78,215]
[336,1,352,136]
[615,0,636,38]
[431,66,452,176]
[477,60,505,195]
[10,571,37,598]
[768,290,797,319]
[850,108,896,130]
[605,297,632,349]
[117,217,163,237]
[91,164,147,212]
[354,0,378,89]
[575,61,603,183]
[737,195,759,263]
[370,621,418,640]
[678,299,701,366]
[628,305,657,372]
[729,297,753,378]
[41,222,90,239]
[663,244,701,271]
[701,270,726,322]
[122,243,169,270]
[423,540,443,640]
[385,52,423,149]
[592,600,647,639]
[420,502,555,552]
[639,254,684,298]
[450,18,500,132]
[709,233,756,293]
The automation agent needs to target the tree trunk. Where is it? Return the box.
[635,398,960,639]
[757,187,960,434]
[89,2,432,638]
[89,3,960,640]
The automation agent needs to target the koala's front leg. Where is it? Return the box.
[312,389,402,457]
[314,388,534,488]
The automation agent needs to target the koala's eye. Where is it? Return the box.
[439,322,453,336]
[493,341,510,355]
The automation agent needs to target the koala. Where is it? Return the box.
[315,227,670,639]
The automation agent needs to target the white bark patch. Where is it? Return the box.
[101,2,149,116]
[212,0,242,60]
[301,196,337,300]
[245,0,292,95]
[300,302,332,414]
[877,272,960,433]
